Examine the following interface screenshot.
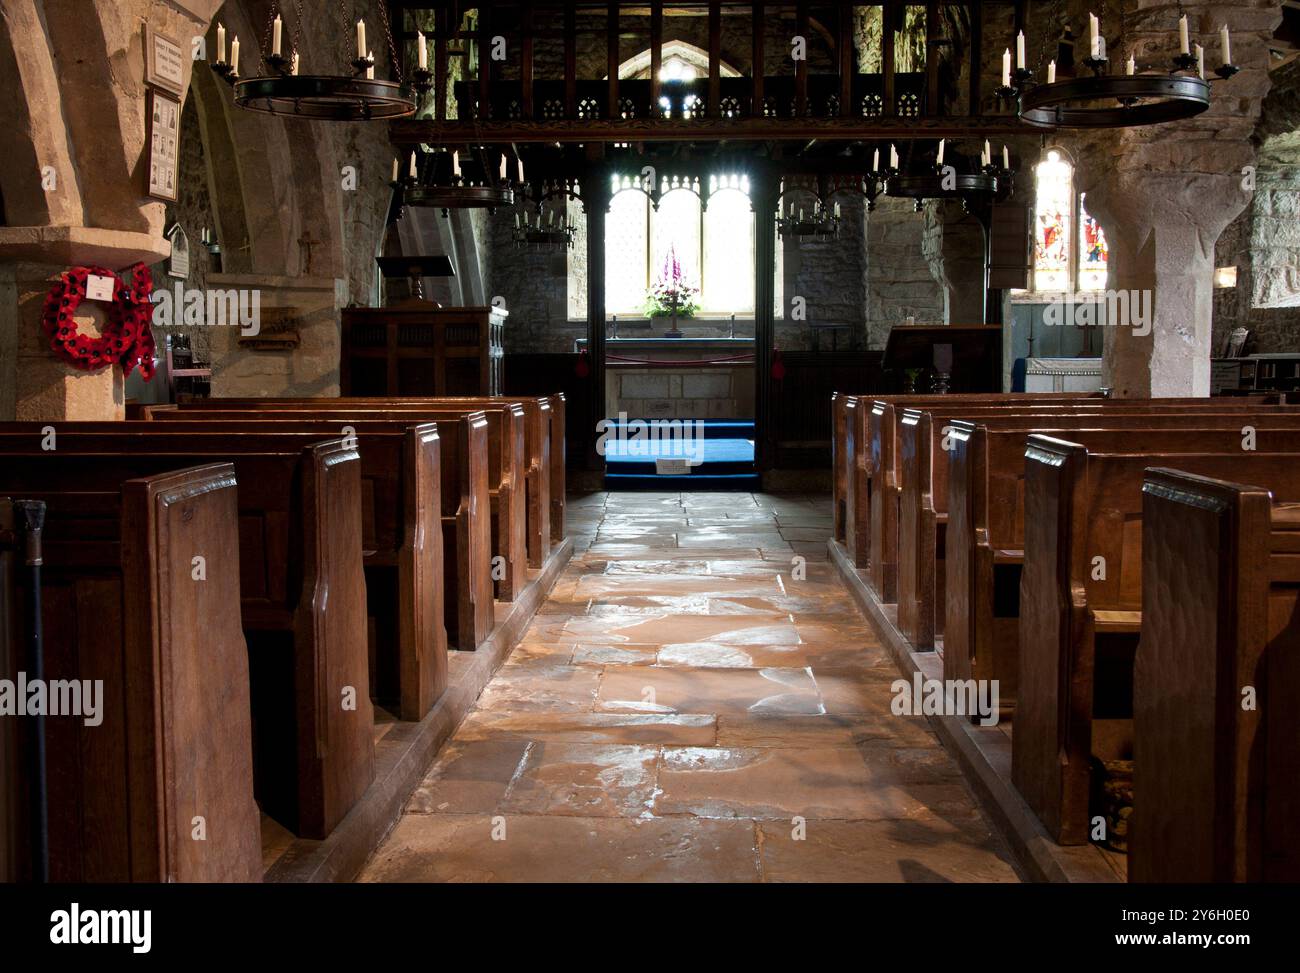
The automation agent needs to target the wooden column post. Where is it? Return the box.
[522,1,535,118]
[607,2,620,119]
[751,2,764,114]
[883,0,896,116]
[434,6,449,122]
[838,2,854,117]
[582,167,612,470]
[708,1,722,116]
[565,3,577,117]
[651,1,663,112]
[751,163,779,473]
[477,4,491,119]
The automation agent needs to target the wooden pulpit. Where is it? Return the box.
[340,300,508,396]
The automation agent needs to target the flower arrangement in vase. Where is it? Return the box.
[644,244,699,338]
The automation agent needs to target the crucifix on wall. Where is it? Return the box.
[298,231,320,275]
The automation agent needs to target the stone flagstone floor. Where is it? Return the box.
[358,491,1021,883]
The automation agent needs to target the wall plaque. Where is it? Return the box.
[147,90,180,202]
[238,306,301,350]
[145,27,185,95]
[166,224,190,279]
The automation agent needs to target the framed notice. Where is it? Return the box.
[147,89,180,202]
[144,27,185,95]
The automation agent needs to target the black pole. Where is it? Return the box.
[15,501,46,884]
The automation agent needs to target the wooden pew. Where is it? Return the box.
[145,399,532,601]
[1133,468,1300,882]
[134,410,494,650]
[0,436,374,840]
[1,465,261,881]
[143,391,566,569]
[22,421,448,721]
[859,394,1284,601]
[945,416,1300,712]
[1014,437,1300,845]
[893,401,1300,647]
[833,392,1099,569]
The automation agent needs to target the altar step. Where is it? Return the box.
[602,419,758,490]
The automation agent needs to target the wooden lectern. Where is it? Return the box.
[881,324,1001,393]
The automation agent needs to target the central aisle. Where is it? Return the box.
[358,492,1020,882]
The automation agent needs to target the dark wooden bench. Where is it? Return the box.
[1133,468,1300,882]
[892,401,1300,648]
[26,421,448,721]
[134,410,494,651]
[857,395,1287,602]
[0,465,261,882]
[143,391,566,571]
[945,416,1300,713]
[1014,437,1300,846]
[0,435,374,840]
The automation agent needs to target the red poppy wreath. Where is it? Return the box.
[41,264,157,379]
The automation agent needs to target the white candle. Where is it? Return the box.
[499,157,507,180]
[418,31,428,70]
[1126,55,1135,76]
[1003,145,1010,169]
[392,158,399,182]
[216,23,226,63]
[1179,15,1190,55]
[291,51,300,75]
[1002,48,1012,87]
[1089,13,1100,58]
[834,202,841,218]
[937,139,945,165]
[356,19,366,58]
[273,15,282,56]
[409,152,418,179]
[872,148,880,171]
[1047,60,1056,84]
[984,139,991,166]
[1196,43,1205,79]
[230,35,239,73]
[451,151,461,178]
[515,213,521,229]
[1221,25,1232,66]
[366,52,374,79]
[1016,31,1026,70]
[890,144,899,170]
[517,159,525,183]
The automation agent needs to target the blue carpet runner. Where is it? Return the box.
[602,419,759,490]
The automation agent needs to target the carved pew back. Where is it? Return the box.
[0,465,261,882]
[1134,468,1300,882]
[0,434,374,840]
[1014,439,1300,846]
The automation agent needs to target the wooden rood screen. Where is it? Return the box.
[391,2,1021,143]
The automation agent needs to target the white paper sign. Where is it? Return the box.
[655,458,691,475]
[85,274,115,302]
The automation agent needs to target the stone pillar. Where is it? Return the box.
[1068,0,1281,398]
[923,199,986,324]
[0,0,222,420]
[1084,173,1247,398]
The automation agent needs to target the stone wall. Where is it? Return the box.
[865,198,947,347]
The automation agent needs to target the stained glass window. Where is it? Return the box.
[1077,193,1109,292]
[1022,150,1116,296]
[1032,150,1073,292]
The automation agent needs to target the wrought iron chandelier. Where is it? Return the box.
[882,140,1013,212]
[392,147,518,215]
[511,175,582,250]
[998,6,1237,130]
[210,1,428,121]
